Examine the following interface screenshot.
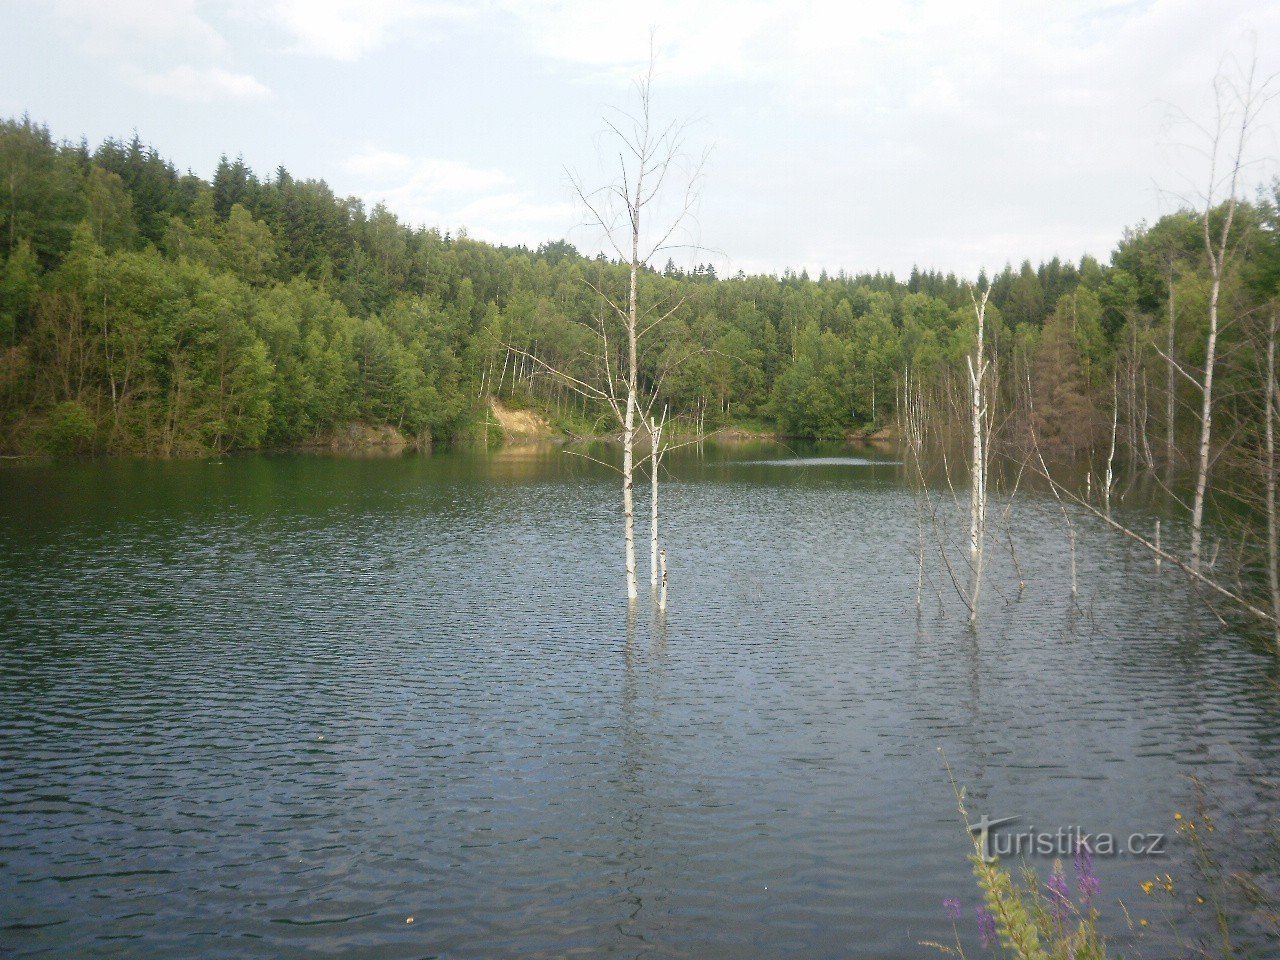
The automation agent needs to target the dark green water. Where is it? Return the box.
[1,444,1277,958]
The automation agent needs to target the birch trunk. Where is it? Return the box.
[1105,374,1118,517]
[623,388,637,601]
[1165,267,1177,468]
[622,261,637,601]
[969,305,985,561]
[1188,59,1260,572]
[1190,270,1220,571]
[1266,311,1279,651]
[967,286,990,625]
[553,51,703,603]
[650,415,662,589]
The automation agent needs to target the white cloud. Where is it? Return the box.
[261,0,475,61]
[129,66,271,102]
[340,150,574,245]
[345,151,512,192]
[451,193,580,245]
[50,0,226,57]
[495,0,784,83]
[497,0,1280,275]
[343,150,414,177]
[286,0,1280,272]
[23,0,1280,275]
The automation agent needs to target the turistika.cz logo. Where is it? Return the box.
[968,815,1167,863]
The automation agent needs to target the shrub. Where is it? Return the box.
[40,401,96,456]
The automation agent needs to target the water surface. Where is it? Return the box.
[1,444,1277,958]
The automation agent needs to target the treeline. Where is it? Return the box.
[1,114,1278,459]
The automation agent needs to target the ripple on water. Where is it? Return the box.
[0,451,1277,959]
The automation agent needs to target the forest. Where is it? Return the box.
[1,112,1279,476]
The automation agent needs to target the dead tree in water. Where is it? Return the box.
[579,55,704,601]
[569,48,706,602]
[1256,308,1280,652]
[1172,57,1275,572]
[1265,310,1280,651]
[511,49,705,603]
[967,283,992,624]
[646,406,668,591]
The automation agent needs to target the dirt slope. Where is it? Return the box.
[489,398,552,441]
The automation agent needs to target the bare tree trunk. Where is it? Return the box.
[557,50,703,603]
[623,384,637,600]
[513,48,704,604]
[650,444,659,588]
[1188,58,1265,572]
[1105,373,1118,517]
[1190,272,1220,573]
[1165,265,1177,469]
[1140,366,1155,469]
[1266,310,1280,651]
[1127,317,1139,463]
[967,285,991,625]
[622,186,642,600]
[648,411,665,589]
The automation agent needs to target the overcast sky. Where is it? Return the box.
[4,0,1280,278]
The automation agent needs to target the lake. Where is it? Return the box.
[2,444,1278,958]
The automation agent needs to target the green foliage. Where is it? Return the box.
[39,400,95,456]
[2,115,1279,458]
[939,775,1111,960]
[771,322,855,440]
[0,117,87,266]
[971,854,1052,960]
[219,204,277,286]
[0,239,39,346]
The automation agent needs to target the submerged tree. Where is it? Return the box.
[568,55,704,601]
[1177,56,1276,572]
[967,283,992,625]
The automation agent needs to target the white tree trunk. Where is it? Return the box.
[650,416,661,589]
[1266,311,1279,651]
[558,54,703,603]
[1190,273,1220,572]
[1188,57,1260,572]
[1165,268,1177,468]
[969,352,984,557]
[1104,374,1118,517]
[967,286,990,625]
[623,392,637,601]
[623,246,640,601]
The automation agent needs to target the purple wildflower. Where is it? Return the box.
[1074,838,1100,905]
[1046,864,1071,922]
[943,898,963,921]
[976,905,997,949]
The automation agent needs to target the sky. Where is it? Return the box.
[3,0,1280,279]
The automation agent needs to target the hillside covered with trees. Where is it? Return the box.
[1,115,1278,464]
